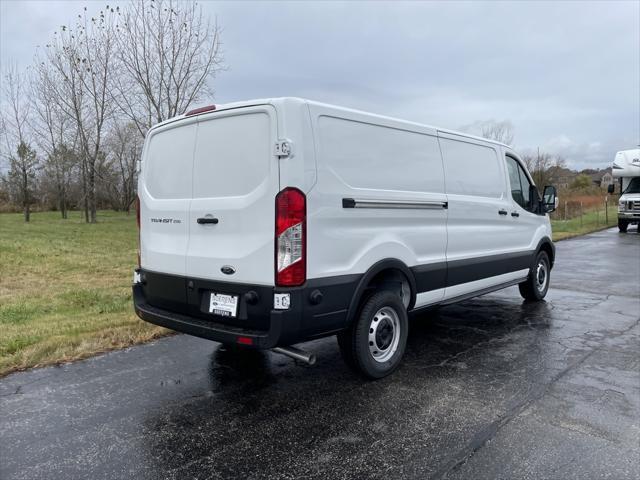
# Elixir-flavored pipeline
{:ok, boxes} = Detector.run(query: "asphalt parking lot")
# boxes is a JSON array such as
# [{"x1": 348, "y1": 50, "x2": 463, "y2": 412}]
[{"x1": 1, "y1": 228, "x2": 639, "y2": 480}]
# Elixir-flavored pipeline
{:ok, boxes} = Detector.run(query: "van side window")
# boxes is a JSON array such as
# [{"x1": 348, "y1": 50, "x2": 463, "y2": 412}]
[{"x1": 506, "y1": 155, "x2": 532, "y2": 210}]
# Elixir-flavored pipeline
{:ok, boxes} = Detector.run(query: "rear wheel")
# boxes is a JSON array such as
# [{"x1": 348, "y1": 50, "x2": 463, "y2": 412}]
[
  {"x1": 618, "y1": 219, "x2": 628, "y2": 233},
  {"x1": 337, "y1": 290, "x2": 408, "y2": 379},
  {"x1": 518, "y1": 250, "x2": 551, "y2": 301}
]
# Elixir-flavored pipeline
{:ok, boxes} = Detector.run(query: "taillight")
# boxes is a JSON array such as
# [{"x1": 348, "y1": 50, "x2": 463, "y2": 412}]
[
  {"x1": 275, "y1": 187, "x2": 306, "y2": 286},
  {"x1": 136, "y1": 196, "x2": 141, "y2": 268}
]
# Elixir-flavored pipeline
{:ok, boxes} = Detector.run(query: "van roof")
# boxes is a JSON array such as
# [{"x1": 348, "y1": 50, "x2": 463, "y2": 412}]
[{"x1": 149, "y1": 97, "x2": 512, "y2": 149}]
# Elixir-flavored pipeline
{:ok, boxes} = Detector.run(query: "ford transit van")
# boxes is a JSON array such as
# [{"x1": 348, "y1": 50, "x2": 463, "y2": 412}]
[{"x1": 133, "y1": 98, "x2": 557, "y2": 378}]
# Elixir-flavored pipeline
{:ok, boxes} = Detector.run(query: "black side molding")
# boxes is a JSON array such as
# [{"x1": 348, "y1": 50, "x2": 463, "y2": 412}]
[{"x1": 342, "y1": 198, "x2": 448, "y2": 210}]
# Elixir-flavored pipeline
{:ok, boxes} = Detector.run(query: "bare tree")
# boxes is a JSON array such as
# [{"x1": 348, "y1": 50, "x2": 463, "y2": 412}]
[
  {"x1": 545, "y1": 154, "x2": 567, "y2": 187},
  {"x1": 459, "y1": 119, "x2": 515, "y2": 146},
  {"x1": 44, "y1": 144, "x2": 78, "y2": 218},
  {"x1": 0, "y1": 2, "x2": 224, "y2": 216},
  {"x1": 38, "y1": 7, "x2": 118, "y2": 223},
  {"x1": 103, "y1": 122, "x2": 142, "y2": 213},
  {"x1": 114, "y1": 0, "x2": 224, "y2": 136},
  {"x1": 480, "y1": 120, "x2": 514, "y2": 146},
  {"x1": 31, "y1": 65, "x2": 79, "y2": 218},
  {"x1": 522, "y1": 150, "x2": 566, "y2": 187},
  {"x1": 0, "y1": 66, "x2": 39, "y2": 221}
]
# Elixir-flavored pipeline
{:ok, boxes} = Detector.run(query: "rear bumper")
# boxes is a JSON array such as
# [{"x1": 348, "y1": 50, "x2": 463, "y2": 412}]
[
  {"x1": 132, "y1": 269, "x2": 360, "y2": 348},
  {"x1": 133, "y1": 283, "x2": 286, "y2": 348}
]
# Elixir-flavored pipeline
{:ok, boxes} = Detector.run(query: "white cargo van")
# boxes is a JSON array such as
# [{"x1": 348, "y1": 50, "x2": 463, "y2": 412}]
[
  {"x1": 609, "y1": 148, "x2": 640, "y2": 233},
  {"x1": 133, "y1": 98, "x2": 557, "y2": 378}
]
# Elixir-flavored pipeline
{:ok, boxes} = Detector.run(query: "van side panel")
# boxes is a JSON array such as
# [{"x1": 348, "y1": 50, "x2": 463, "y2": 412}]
[
  {"x1": 439, "y1": 134, "x2": 515, "y2": 259},
  {"x1": 438, "y1": 133, "x2": 532, "y2": 299},
  {"x1": 307, "y1": 106, "x2": 448, "y2": 307},
  {"x1": 275, "y1": 99, "x2": 317, "y2": 193}
]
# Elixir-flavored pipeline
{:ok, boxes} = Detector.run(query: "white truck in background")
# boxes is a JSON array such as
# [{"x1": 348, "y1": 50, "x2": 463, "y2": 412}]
[{"x1": 609, "y1": 148, "x2": 640, "y2": 233}]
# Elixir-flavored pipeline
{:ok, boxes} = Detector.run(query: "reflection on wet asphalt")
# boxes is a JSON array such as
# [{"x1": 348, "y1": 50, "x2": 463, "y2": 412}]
[{"x1": 1, "y1": 228, "x2": 639, "y2": 479}]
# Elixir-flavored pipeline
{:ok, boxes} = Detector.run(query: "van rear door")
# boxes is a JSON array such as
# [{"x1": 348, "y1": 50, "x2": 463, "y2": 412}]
[
  {"x1": 140, "y1": 117, "x2": 197, "y2": 276},
  {"x1": 185, "y1": 106, "x2": 280, "y2": 285}
]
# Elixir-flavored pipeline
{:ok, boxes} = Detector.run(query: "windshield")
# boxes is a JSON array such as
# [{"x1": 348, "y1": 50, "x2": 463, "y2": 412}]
[{"x1": 622, "y1": 177, "x2": 640, "y2": 195}]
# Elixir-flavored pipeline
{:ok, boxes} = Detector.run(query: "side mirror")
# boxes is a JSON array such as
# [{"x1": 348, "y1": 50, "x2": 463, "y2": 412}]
[
  {"x1": 607, "y1": 184, "x2": 615, "y2": 194},
  {"x1": 542, "y1": 185, "x2": 557, "y2": 213}
]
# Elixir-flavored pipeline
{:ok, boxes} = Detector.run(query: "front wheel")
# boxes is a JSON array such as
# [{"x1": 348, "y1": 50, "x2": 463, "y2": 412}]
[
  {"x1": 618, "y1": 219, "x2": 628, "y2": 233},
  {"x1": 518, "y1": 250, "x2": 551, "y2": 301},
  {"x1": 337, "y1": 290, "x2": 408, "y2": 379}
]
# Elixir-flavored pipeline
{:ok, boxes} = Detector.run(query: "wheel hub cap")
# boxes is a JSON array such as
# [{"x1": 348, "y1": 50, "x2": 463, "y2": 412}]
[
  {"x1": 536, "y1": 261, "x2": 548, "y2": 292},
  {"x1": 368, "y1": 307, "x2": 401, "y2": 363}
]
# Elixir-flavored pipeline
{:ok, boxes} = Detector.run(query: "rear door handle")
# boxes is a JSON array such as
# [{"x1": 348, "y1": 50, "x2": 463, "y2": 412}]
[
  {"x1": 498, "y1": 209, "x2": 508, "y2": 216},
  {"x1": 197, "y1": 217, "x2": 219, "y2": 224},
  {"x1": 511, "y1": 212, "x2": 520, "y2": 218}
]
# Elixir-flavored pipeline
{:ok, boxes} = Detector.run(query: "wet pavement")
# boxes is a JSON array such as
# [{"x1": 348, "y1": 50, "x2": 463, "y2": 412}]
[{"x1": 1, "y1": 228, "x2": 639, "y2": 480}]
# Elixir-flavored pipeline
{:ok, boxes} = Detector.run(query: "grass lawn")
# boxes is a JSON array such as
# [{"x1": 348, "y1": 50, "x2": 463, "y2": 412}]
[
  {"x1": 0, "y1": 210, "x2": 167, "y2": 377},
  {"x1": 0, "y1": 204, "x2": 622, "y2": 377},
  {"x1": 551, "y1": 205, "x2": 618, "y2": 240}
]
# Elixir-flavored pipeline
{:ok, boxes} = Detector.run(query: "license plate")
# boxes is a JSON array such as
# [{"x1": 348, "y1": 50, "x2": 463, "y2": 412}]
[{"x1": 208, "y1": 292, "x2": 238, "y2": 317}]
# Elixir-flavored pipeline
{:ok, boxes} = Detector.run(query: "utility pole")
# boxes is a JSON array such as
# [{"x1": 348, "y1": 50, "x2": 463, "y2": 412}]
[{"x1": 537, "y1": 147, "x2": 541, "y2": 186}]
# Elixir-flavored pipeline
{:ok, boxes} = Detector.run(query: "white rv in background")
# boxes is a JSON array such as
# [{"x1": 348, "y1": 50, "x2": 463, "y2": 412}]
[{"x1": 610, "y1": 148, "x2": 640, "y2": 233}]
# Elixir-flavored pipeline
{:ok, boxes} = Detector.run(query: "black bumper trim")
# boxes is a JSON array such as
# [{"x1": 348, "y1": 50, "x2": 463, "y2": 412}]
[{"x1": 133, "y1": 283, "x2": 283, "y2": 348}]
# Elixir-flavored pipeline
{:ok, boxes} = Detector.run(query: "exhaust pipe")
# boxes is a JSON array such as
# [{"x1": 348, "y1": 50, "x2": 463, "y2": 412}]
[{"x1": 272, "y1": 346, "x2": 316, "y2": 365}]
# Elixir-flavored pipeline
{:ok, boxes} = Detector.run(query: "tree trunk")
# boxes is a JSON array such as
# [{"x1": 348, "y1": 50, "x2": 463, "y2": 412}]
[
  {"x1": 59, "y1": 186, "x2": 68, "y2": 219},
  {"x1": 61, "y1": 186, "x2": 68, "y2": 220},
  {"x1": 22, "y1": 170, "x2": 30, "y2": 223},
  {"x1": 81, "y1": 160, "x2": 89, "y2": 223},
  {"x1": 88, "y1": 166, "x2": 97, "y2": 223}
]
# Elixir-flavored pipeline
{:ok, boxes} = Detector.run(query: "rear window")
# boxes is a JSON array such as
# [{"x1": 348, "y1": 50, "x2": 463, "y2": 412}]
[
  {"x1": 193, "y1": 112, "x2": 271, "y2": 198},
  {"x1": 144, "y1": 122, "x2": 196, "y2": 199},
  {"x1": 144, "y1": 112, "x2": 271, "y2": 200}
]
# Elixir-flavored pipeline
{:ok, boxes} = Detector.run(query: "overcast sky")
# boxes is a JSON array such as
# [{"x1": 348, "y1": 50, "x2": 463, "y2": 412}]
[{"x1": 1, "y1": 0, "x2": 638, "y2": 169}]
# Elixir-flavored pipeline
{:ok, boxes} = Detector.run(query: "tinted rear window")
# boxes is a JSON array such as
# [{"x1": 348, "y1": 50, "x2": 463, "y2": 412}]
[
  {"x1": 144, "y1": 122, "x2": 196, "y2": 199},
  {"x1": 193, "y1": 112, "x2": 271, "y2": 198},
  {"x1": 143, "y1": 112, "x2": 271, "y2": 200}
]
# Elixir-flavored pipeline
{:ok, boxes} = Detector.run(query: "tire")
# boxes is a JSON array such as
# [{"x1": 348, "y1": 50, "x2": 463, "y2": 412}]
[
  {"x1": 618, "y1": 220, "x2": 628, "y2": 233},
  {"x1": 518, "y1": 250, "x2": 551, "y2": 301},
  {"x1": 337, "y1": 290, "x2": 408, "y2": 379}
]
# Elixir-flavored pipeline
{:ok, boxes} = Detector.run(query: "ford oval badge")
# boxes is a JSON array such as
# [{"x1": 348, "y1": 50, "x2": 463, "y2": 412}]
[{"x1": 221, "y1": 265, "x2": 236, "y2": 275}]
